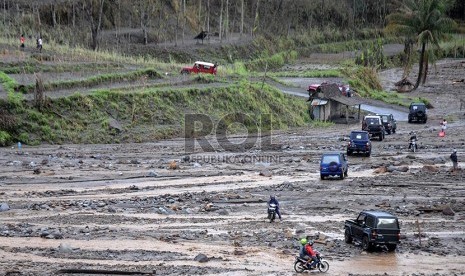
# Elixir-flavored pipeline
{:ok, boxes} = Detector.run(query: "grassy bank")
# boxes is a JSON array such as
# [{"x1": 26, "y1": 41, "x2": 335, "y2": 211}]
[{"x1": 0, "y1": 80, "x2": 309, "y2": 145}]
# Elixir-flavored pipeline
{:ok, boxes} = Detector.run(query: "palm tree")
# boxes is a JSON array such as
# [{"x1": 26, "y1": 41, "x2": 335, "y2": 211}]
[{"x1": 386, "y1": 0, "x2": 456, "y2": 89}]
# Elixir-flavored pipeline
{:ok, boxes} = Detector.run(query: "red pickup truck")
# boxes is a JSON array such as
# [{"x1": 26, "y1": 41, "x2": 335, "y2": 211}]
[{"x1": 181, "y1": 61, "x2": 217, "y2": 75}]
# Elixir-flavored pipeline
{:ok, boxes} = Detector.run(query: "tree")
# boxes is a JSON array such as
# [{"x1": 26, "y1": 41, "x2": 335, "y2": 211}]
[
  {"x1": 84, "y1": 0, "x2": 106, "y2": 51},
  {"x1": 386, "y1": 0, "x2": 456, "y2": 89}
]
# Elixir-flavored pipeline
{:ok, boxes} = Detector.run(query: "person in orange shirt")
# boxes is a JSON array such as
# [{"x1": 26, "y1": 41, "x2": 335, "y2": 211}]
[{"x1": 20, "y1": 34, "x2": 25, "y2": 48}]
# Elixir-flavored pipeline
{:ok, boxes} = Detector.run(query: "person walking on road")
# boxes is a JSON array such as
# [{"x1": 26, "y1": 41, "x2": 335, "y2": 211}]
[{"x1": 450, "y1": 149, "x2": 458, "y2": 171}]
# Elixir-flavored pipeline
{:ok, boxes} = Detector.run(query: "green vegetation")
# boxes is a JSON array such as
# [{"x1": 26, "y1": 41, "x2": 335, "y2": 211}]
[
  {"x1": 20, "y1": 68, "x2": 161, "y2": 93},
  {"x1": 2, "y1": 81, "x2": 309, "y2": 145},
  {"x1": 386, "y1": 0, "x2": 457, "y2": 89},
  {"x1": 269, "y1": 69, "x2": 341, "y2": 78}
]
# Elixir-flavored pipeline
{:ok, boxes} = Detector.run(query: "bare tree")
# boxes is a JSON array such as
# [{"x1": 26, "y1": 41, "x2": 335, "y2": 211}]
[
  {"x1": 253, "y1": 0, "x2": 260, "y2": 36},
  {"x1": 219, "y1": 0, "x2": 223, "y2": 42},
  {"x1": 134, "y1": 0, "x2": 153, "y2": 45},
  {"x1": 84, "y1": 0, "x2": 105, "y2": 51},
  {"x1": 240, "y1": 0, "x2": 244, "y2": 37}
]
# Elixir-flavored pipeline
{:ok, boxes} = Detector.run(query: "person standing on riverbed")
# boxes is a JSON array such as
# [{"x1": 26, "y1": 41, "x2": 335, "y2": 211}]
[
  {"x1": 450, "y1": 149, "x2": 458, "y2": 171},
  {"x1": 441, "y1": 118, "x2": 447, "y2": 135}
]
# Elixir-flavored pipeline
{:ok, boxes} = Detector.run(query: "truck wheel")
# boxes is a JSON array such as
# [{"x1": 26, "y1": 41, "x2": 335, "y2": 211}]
[
  {"x1": 344, "y1": 168, "x2": 348, "y2": 177},
  {"x1": 362, "y1": 236, "x2": 372, "y2": 251},
  {"x1": 379, "y1": 134, "x2": 383, "y2": 141},
  {"x1": 344, "y1": 229, "x2": 352, "y2": 244},
  {"x1": 339, "y1": 173, "x2": 344, "y2": 180},
  {"x1": 393, "y1": 128, "x2": 396, "y2": 134},
  {"x1": 386, "y1": 244, "x2": 397, "y2": 251}
]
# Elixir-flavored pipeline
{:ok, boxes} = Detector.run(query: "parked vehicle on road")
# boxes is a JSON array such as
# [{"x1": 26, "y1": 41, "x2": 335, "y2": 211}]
[
  {"x1": 376, "y1": 113, "x2": 397, "y2": 134},
  {"x1": 320, "y1": 152, "x2": 348, "y2": 180},
  {"x1": 347, "y1": 130, "x2": 371, "y2": 157},
  {"x1": 362, "y1": 115, "x2": 385, "y2": 141},
  {"x1": 408, "y1": 102, "x2": 427, "y2": 123},
  {"x1": 344, "y1": 210, "x2": 401, "y2": 252},
  {"x1": 181, "y1": 61, "x2": 217, "y2": 75}
]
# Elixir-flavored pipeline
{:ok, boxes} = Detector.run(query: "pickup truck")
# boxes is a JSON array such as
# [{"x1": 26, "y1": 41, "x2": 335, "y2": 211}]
[
  {"x1": 344, "y1": 210, "x2": 400, "y2": 251},
  {"x1": 362, "y1": 115, "x2": 385, "y2": 141}
]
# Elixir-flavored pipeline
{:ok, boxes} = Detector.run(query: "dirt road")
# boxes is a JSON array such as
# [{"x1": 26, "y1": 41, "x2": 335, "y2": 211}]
[{"x1": 1, "y1": 60, "x2": 465, "y2": 276}]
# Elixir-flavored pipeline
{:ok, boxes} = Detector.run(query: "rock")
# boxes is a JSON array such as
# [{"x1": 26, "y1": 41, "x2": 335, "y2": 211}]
[
  {"x1": 442, "y1": 205, "x2": 455, "y2": 216},
  {"x1": 397, "y1": 166, "x2": 409, "y2": 172},
  {"x1": 376, "y1": 201, "x2": 391, "y2": 208},
  {"x1": 422, "y1": 165, "x2": 439, "y2": 173},
  {"x1": 217, "y1": 209, "x2": 229, "y2": 215},
  {"x1": 58, "y1": 243, "x2": 74, "y2": 253},
  {"x1": 386, "y1": 165, "x2": 396, "y2": 173},
  {"x1": 108, "y1": 118, "x2": 123, "y2": 133},
  {"x1": 147, "y1": 170, "x2": 158, "y2": 177},
  {"x1": 233, "y1": 249, "x2": 246, "y2": 255},
  {"x1": 282, "y1": 249, "x2": 292, "y2": 255},
  {"x1": 0, "y1": 203, "x2": 10, "y2": 212},
  {"x1": 33, "y1": 168, "x2": 41, "y2": 174},
  {"x1": 168, "y1": 160, "x2": 179, "y2": 170},
  {"x1": 194, "y1": 253, "x2": 209, "y2": 263},
  {"x1": 284, "y1": 228, "x2": 293, "y2": 239},
  {"x1": 373, "y1": 166, "x2": 387, "y2": 174},
  {"x1": 39, "y1": 230, "x2": 50, "y2": 238},
  {"x1": 259, "y1": 169, "x2": 272, "y2": 177}
]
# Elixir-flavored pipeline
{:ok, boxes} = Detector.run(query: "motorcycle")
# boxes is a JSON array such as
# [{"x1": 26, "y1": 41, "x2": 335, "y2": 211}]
[
  {"x1": 267, "y1": 203, "x2": 277, "y2": 223},
  {"x1": 409, "y1": 138, "x2": 417, "y2": 153},
  {"x1": 294, "y1": 252, "x2": 329, "y2": 273}
]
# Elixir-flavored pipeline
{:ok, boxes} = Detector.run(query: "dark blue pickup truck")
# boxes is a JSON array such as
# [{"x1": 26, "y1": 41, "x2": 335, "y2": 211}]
[{"x1": 344, "y1": 210, "x2": 400, "y2": 251}]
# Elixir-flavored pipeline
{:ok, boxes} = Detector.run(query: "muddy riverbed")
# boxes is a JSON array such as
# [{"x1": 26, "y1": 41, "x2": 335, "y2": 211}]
[{"x1": 1, "y1": 60, "x2": 465, "y2": 276}]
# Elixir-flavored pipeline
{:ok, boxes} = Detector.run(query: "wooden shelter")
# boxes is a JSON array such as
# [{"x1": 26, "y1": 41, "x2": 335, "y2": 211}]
[{"x1": 309, "y1": 83, "x2": 364, "y2": 123}]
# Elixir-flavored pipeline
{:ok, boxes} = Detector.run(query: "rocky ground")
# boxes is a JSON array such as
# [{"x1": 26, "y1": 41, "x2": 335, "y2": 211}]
[{"x1": 1, "y1": 59, "x2": 465, "y2": 276}]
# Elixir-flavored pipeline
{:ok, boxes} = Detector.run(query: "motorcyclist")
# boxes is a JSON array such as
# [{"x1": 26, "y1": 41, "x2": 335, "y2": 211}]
[
  {"x1": 408, "y1": 132, "x2": 417, "y2": 150},
  {"x1": 299, "y1": 238, "x2": 318, "y2": 269},
  {"x1": 268, "y1": 195, "x2": 282, "y2": 220}
]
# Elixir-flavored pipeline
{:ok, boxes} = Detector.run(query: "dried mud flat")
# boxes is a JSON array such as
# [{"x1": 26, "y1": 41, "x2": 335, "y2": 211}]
[{"x1": 1, "y1": 60, "x2": 465, "y2": 276}]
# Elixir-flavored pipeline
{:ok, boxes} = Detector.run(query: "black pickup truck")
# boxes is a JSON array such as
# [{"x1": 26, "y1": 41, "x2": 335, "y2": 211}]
[{"x1": 344, "y1": 210, "x2": 400, "y2": 251}]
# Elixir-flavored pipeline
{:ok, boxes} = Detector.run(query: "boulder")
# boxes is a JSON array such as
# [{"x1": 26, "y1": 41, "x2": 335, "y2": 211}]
[
  {"x1": 0, "y1": 203, "x2": 10, "y2": 212},
  {"x1": 373, "y1": 166, "x2": 387, "y2": 174},
  {"x1": 194, "y1": 253, "x2": 209, "y2": 263},
  {"x1": 108, "y1": 118, "x2": 123, "y2": 133},
  {"x1": 259, "y1": 170, "x2": 272, "y2": 177},
  {"x1": 168, "y1": 160, "x2": 179, "y2": 170},
  {"x1": 442, "y1": 205, "x2": 455, "y2": 216},
  {"x1": 422, "y1": 165, "x2": 439, "y2": 173}
]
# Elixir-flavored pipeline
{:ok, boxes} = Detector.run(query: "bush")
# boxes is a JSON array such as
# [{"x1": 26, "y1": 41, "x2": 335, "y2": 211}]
[{"x1": 0, "y1": 131, "x2": 12, "y2": 146}]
